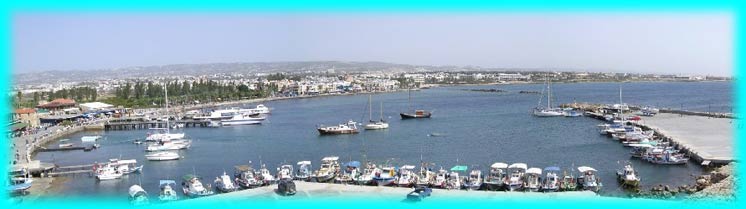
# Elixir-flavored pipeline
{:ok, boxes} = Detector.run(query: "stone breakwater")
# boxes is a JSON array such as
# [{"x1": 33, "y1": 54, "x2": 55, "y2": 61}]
[{"x1": 688, "y1": 163, "x2": 736, "y2": 201}]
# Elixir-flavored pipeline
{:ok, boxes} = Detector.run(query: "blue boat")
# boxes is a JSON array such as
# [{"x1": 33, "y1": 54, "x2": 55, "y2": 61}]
[{"x1": 406, "y1": 186, "x2": 432, "y2": 201}]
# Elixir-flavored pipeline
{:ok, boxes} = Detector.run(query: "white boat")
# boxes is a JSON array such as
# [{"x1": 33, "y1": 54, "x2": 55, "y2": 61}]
[
  {"x1": 239, "y1": 104, "x2": 271, "y2": 115},
  {"x1": 358, "y1": 162, "x2": 377, "y2": 185},
  {"x1": 158, "y1": 180, "x2": 179, "y2": 201},
  {"x1": 313, "y1": 156, "x2": 340, "y2": 182},
  {"x1": 207, "y1": 120, "x2": 222, "y2": 128},
  {"x1": 578, "y1": 166, "x2": 602, "y2": 192},
  {"x1": 542, "y1": 167, "x2": 561, "y2": 192},
  {"x1": 507, "y1": 163, "x2": 527, "y2": 191},
  {"x1": 616, "y1": 163, "x2": 640, "y2": 188},
  {"x1": 95, "y1": 164, "x2": 123, "y2": 181},
  {"x1": 484, "y1": 162, "x2": 507, "y2": 191},
  {"x1": 193, "y1": 108, "x2": 239, "y2": 120},
  {"x1": 364, "y1": 95, "x2": 389, "y2": 130},
  {"x1": 146, "y1": 140, "x2": 191, "y2": 152},
  {"x1": 59, "y1": 143, "x2": 74, "y2": 148},
  {"x1": 464, "y1": 169, "x2": 483, "y2": 190},
  {"x1": 146, "y1": 86, "x2": 185, "y2": 142},
  {"x1": 295, "y1": 161, "x2": 312, "y2": 181},
  {"x1": 336, "y1": 161, "x2": 361, "y2": 184},
  {"x1": 525, "y1": 167, "x2": 543, "y2": 192},
  {"x1": 182, "y1": 174, "x2": 214, "y2": 198},
  {"x1": 8, "y1": 172, "x2": 33, "y2": 195},
  {"x1": 128, "y1": 185, "x2": 149, "y2": 205},
  {"x1": 145, "y1": 151, "x2": 181, "y2": 161},
  {"x1": 220, "y1": 114, "x2": 264, "y2": 126},
  {"x1": 214, "y1": 171, "x2": 237, "y2": 193},
  {"x1": 278, "y1": 165, "x2": 294, "y2": 181},
  {"x1": 414, "y1": 163, "x2": 435, "y2": 187},
  {"x1": 234, "y1": 165, "x2": 262, "y2": 189},
  {"x1": 373, "y1": 166, "x2": 396, "y2": 186},
  {"x1": 81, "y1": 136, "x2": 101, "y2": 142},
  {"x1": 317, "y1": 121, "x2": 359, "y2": 135},
  {"x1": 395, "y1": 165, "x2": 416, "y2": 187},
  {"x1": 433, "y1": 168, "x2": 448, "y2": 188},
  {"x1": 106, "y1": 159, "x2": 142, "y2": 174},
  {"x1": 533, "y1": 78, "x2": 564, "y2": 117},
  {"x1": 445, "y1": 171, "x2": 462, "y2": 190},
  {"x1": 258, "y1": 164, "x2": 276, "y2": 185}
]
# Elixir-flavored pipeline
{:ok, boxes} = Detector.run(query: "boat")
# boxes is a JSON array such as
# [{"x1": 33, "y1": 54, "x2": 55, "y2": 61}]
[
  {"x1": 336, "y1": 161, "x2": 361, "y2": 184},
  {"x1": 158, "y1": 180, "x2": 179, "y2": 201},
  {"x1": 146, "y1": 86, "x2": 185, "y2": 142},
  {"x1": 207, "y1": 120, "x2": 222, "y2": 128},
  {"x1": 484, "y1": 162, "x2": 508, "y2": 191},
  {"x1": 313, "y1": 156, "x2": 340, "y2": 183},
  {"x1": 463, "y1": 169, "x2": 483, "y2": 190},
  {"x1": 59, "y1": 138, "x2": 70, "y2": 142},
  {"x1": 446, "y1": 165, "x2": 466, "y2": 190},
  {"x1": 239, "y1": 104, "x2": 271, "y2": 115},
  {"x1": 8, "y1": 172, "x2": 33, "y2": 195},
  {"x1": 395, "y1": 165, "x2": 416, "y2": 187},
  {"x1": 276, "y1": 179, "x2": 296, "y2": 196},
  {"x1": 234, "y1": 165, "x2": 262, "y2": 189},
  {"x1": 258, "y1": 164, "x2": 276, "y2": 185},
  {"x1": 220, "y1": 114, "x2": 265, "y2": 126},
  {"x1": 317, "y1": 121, "x2": 359, "y2": 135},
  {"x1": 364, "y1": 95, "x2": 389, "y2": 130},
  {"x1": 533, "y1": 78, "x2": 564, "y2": 117},
  {"x1": 133, "y1": 140, "x2": 143, "y2": 145},
  {"x1": 277, "y1": 164, "x2": 294, "y2": 181},
  {"x1": 193, "y1": 108, "x2": 239, "y2": 120},
  {"x1": 81, "y1": 136, "x2": 101, "y2": 142},
  {"x1": 295, "y1": 161, "x2": 312, "y2": 181},
  {"x1": 128, "y1": 185, "x2": 149, "y2": 205},
  {"x1": 525, "y1": 167, "x2": 543, "y2": 192},
  {"x1": 507, "y1": 163, "x2": 527, "y2": 191},
  {"x1": 563, "y1": 108, "x2": 583, "y2": 117},
  {"x1": 95, "y1": 164, "x2": 123, "y2": 181},
  {"x1": 373, "y1": 166, "x2": 397, "y2": 186},
  {"x1": 181, "y1": 174, "x2": 214, "y2": 198},
  {"x1": 644, "y1": 148, "x2": 689, "y2": 165},
  {"x1": 145, "y1": 151, "x2": 181, "y2": 161},
  {"x1": 214, "y1": 171, "x2": 238, "y2": 193},
  {"x1": 577, "y1": 166, "x2": 602, "y2": 192},
  {"x1": 542, "y1": 167, "x2": 561, "y2": 192},
  {"x1": 406, "y1": 186, "x2": 432, "y2": 201},
  {"x1": 58, "y1": 143, "x2": 74, "y2": 148},
  {"x1": 432, "y1": 168, "x2": 448, "y2": 188},
  {"x1": 145, "y1": 139, "x2": 192, "y2": 152},
  {"x1": 414, "y1": 163, "x2": 435, "y2": 187},
  {"x1": 616, "y1": 163, "x2": 641, "y2": 188},
  {"x1": 400, "y1": 88, "x2": 432, "y2": 119},
  {"x1": 107, "y1": 159, "x2": 142, "y2": 174},
  {"x1": 560, "y1": 169, "x2": 578, "y2": 191}
]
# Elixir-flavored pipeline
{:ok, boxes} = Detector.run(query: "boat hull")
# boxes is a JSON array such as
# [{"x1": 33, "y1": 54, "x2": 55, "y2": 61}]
[
  {"x1": 317, "y1": 129, "x2": 359, "y2": 135},
  {"x1": 400, "y1": 112, "x2": 431, "y2": 119}
]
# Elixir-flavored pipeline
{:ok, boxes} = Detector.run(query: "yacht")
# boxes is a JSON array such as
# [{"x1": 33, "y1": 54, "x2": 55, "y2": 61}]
[
  {"x1": 239, "y1": 104, "x2": 271, "y2": 115},
  {"x1": 400, "y1": 88, "x2": 432, "y2": 119},
  {"x1": 364, "y1": 96, "x2": 389, "y2": 130},
  {"x1": 193, "y1": 108, "x2": 239, "y2": 120},
  {"x1": 484, "y1": 162, "x2": 508, "y2": 191},
  {"x1": 145, "y1": 151, "x2": 181, "y2": 161},
  {"x1": 221, "y1": 114, "x2": 265, "y2": 126},
  {"x1": 317, "y1": 121, "x2": 359, "y2": 135}
]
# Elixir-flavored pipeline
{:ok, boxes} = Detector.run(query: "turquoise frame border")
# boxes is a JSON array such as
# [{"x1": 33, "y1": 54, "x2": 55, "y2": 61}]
[{"x1": 0, "y1": 0, "x2": 741, "y2": 208}]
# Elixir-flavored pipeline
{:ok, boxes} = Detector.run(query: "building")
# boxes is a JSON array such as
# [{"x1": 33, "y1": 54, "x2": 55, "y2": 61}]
[
  {"x1": 37, "y1": 98, "x2": 77, "y2": 113},
  {"x1": 497, "y1": 73, "x2": 530, "y2": 81},
  {"x1": 79, "y1": 102, "x2": 114, "y2": 112},
  {"x1": 13, "y1": 108, "x2": 40, "y2": 128}
]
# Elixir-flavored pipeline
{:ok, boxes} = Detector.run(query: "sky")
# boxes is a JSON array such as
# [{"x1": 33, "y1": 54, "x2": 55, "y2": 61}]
[{"x1": 13, "y1": 13, "x2": 733, "y2": 76}]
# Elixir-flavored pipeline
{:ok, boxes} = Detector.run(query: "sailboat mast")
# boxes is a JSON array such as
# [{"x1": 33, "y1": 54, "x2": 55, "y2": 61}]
[
  {"x1": 547, "y1": 77, "x2": 551, "y2": 109},
  {"x1": 368, "y1": 95, "x2": 372, "y2": 121},
  {"x1": 380, "y1": 102, "x2": 384, "y2": 120},
  {"x1": 408, "y1": 87, "x2": 412, "y2": 112},
  {"x1": 164, "y1": 84, "x2": 170, "y2": 134}
]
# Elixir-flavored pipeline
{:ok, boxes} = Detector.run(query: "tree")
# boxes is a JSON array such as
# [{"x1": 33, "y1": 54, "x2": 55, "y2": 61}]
[{"x1": 32, "y1": 92, "x2": 39, "y2": 105}]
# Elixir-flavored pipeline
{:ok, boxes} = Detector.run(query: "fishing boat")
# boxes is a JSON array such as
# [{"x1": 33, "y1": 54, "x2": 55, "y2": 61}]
[
  {"x1": 364, "y1": 96, "x2": 389, "y2": 130},
  {"x1": 128, "y1": 185, "x2": 149, "y2": 205},
  {"x1": 525, "y1": 167, "x2": 543, "y2": 192},
  {"x1": 446, "y1": 165, "x2": 466, "y2": 190},
  {"x1": 145, "y1": 139, "x2": 192, "y2": 152},
  {"x1": 336, "y1": 161, "x2": 361, "y2": 184},
  {"x1": 58, "y1": 143, "x2": 74, "y2": 148},
  {"x1": 313, "y1": 156, "x2": 340, "y2": 183},
  {"x1": 59, "y1": 138, "x2": 70, "y2": 142},
  {"x1": 507, "y1": 163, "x2": 527, "y2": 191},
  {"x1": 373, "y1": 166, "x2": 397, "y2": 186},
  {"x1": 644, "y1": 148, "x2": 689, "y2": 165},
  {"x1": 145, "y1": 151, "x2": 181, "y2": 161},
  {"x1": 258, "y1": 164, "x2": 276, "y2": 185},
  {"x1": 214, "y1": 171, "x2": 238, "y2": 193},
  {"x1": 234, "y1": 165, "x2": 262, "y2": 189},
  {"x1": 400, "y1": 88, "x2": 432, "y2": 119},
  {"x1": 8, "y1": 173, "x2": 33, "y2": 195},
  {"x1": 560, "y1": 169, "x2": 578, "y2": 191},
  {"x1": 433, "y1": 168, "x2": 448, "y2": 188},
  {"x1": 158, "y1": 180, "x2": 179, "y2": 201},
  {"x1": 181, "y1": 174, "x2": 214, "y2": 198},
  {"x1": 542, "y1": 167, "x2": 561, "y2": 192},
  {"x1": 414, "y1": 163, "x2": 435, "y2": 187},
  {"x1": 577, "y1": 166, "x2": 602, "y2": 192},
  {"x1": 533, "y1": 78, "x2": 564, "y2": 117},
  {"x1": 483, "y1": 163, "x2": 507, "y2": 191},
  {"x1": 357, "y1": 162, "x2": 376, "y2": 185},
  {"x1": 317, "y1": 121, "x2": 359, "y2": 135},
  {"x1": 220, "y1": 114, "x2": 265, "y2": 126},
  {"x1": 563, "y1": 108, "x2": 583, "y2": 117},
  {"x1": 107, "y1": 159, "x2": 143, "y2": 174},
  {"x1": 616, "y1": 163, "x2": 641, "y2": 188},
  {"x1": 95, "y1": 164, "x2": 123, "y2": 181},
  {"x1": 239, "y1": 104, "x2": 271, "y2": 115},
  {"x1": 277, "y1": 179, "x2": 297, "y2": 196},
  {"x1": 277, "y1": 164, "x2": 294, "y2": 181},
  {"x1": 464, "y1": 169, "x2": 483, "y2": 190},
  {"x1": 295, "y1": 161, "x2": 312, "y2": 181},
  {"x1": 395, "y1": 165, "x2": 416, "y2": 187}
]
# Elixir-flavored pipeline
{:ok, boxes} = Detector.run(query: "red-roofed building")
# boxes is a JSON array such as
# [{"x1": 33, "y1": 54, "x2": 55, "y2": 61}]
[
  {"x1": 13, "y1": 108, "x2": 39, "y2": 127},
  {"x1": 37, "y1": 98, "x2": 77, "y2": 111}
]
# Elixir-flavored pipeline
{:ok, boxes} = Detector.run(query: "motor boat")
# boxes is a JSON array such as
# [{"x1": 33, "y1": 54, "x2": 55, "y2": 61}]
[
  {"x1": 239, "y1": 104, "x2": 271, "y2": 115},
  {"x1": 181, "y1": 174, "x2": 214, "y2": 198},
  {"x1": 414, "y1": 164, "x2": 435, "y2": 188},
  {"x1": 146, "y1": 140, "x2": 191, "y2": 152},
  {"x1": 128, "y1": 185, "x2": 149, "y2": 205},
  {"x1": 432, "y1": 168, "x2": 448, "y2": 189},
  {"x1": 507, "y1": 163, "x2": 527, "y2": 191},
  {"x1": 234, "y1": 165, "x2": 262, "y2": 189},
  {"x1": 484, "y1": 162, "x2": 507, "y2": 191},
  {"x1": 295, "y1": 161, "x2": 312, "y2": 181},
  {"x1": 616, "y1": 163, "x2": 641, "y2": 188},
  {"x1": 145, "y1": 151, "x2": 181, "y2": 161},
  {"x1": 220, "y1": 114, "x2": 265, "y2": 126},
  {"x1": 158, "y1": 180, "x2": 179, "y2": 201},
  {"x1": 525, "y1": 167, "x2": 542, "y2": 192},
  {"x1": 336, "y1": 161, "x2": 361, "y2": 184},
  {"x1": 577, "y1": 166, "x2": 602, "y2": 192},
  {"x1": 317, "y1": 121, "x2": 359, "y2": 135},
  {"x1": 395, "y1": 165, "x2": 416, "y2": 187},
  {"x1": 373, "y1": 166, "x2": 397, "y2": 186},
  {"x1": 277, "y1": 164, "x2": 294, "y2": 181},
  {"x1": 145, "y1": 129, "x2": 185, "y2": 142},
  {"x1": 107, "y1": 159, "x2": 143, "y2": 174},
  {"x1": 94, "y1": 163, "x2": 123, "y2": 181},
  {"x1": 560, "y1": 169, "x2": 578, "y2": 191},
  {"x1": 313, "y1": 156, "x2": 340, "y2": 183},
  {"x1": 277, "y1": 179, "x2": 296, "y2": 196},
  {"x1": 542, "y1": 167, "x2": 561, "y2": 192},
  {"x1": 214, "y1": 171, "x2": 238, "y2": 193},
  {"x1": 258, "y1": 164, "x2": 276, "y2": 185},
  {"x1": 463, "y1": 169, "x2": 483, "y2": 190}
]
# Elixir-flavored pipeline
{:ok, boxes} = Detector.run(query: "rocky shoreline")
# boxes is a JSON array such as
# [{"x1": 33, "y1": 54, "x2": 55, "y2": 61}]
[{"x1": 687, "y1": 163, "x2": 736, "y2": 201}]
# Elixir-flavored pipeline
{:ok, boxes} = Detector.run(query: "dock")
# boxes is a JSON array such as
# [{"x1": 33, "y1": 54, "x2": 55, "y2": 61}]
[{"x1": 104, "y1": 119, "x2": 210, "y2": 130}]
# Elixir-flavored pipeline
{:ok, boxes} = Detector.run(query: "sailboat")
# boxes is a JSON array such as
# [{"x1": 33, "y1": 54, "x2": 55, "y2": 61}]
[
  {"x1": 533, "y1": 76, "x2": 564, "y2": 117},
  {"x1": 400, "y1": 87, "x2": 432, "y2": 119},
  {"x1": 364, "y1": 95, "x2": 389, "y2": 130},
  {"x1": 146, "y1": 85, "x2": 185, "y2": 142}
]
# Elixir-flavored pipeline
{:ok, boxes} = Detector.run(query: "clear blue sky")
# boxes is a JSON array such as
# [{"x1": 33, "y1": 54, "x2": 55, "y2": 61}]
[{"x1": 13, "y1": 13, "x2": 733, "y2": 76}]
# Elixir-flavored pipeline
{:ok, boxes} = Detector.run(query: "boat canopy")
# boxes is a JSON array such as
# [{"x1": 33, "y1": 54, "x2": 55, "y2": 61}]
[
  {"x1": 297, "y1": 161, "x2": 312, "y2": 165},
  {"x1": 400, "y1": 165, "x2": 416, "y2": 170},
  {"x1": 526, "y1": 168, "x2": 543, "y2": 175},
  {"x1": 490, "y1": 162, "x2": 508, "y2": 169},
  {"x1": 577, "y1": 166, "x2": 597, "y2": 173},
  {"x1": 508, "y1": 163, "x2": 528, "y2": 170},
  {"x1": 344, "y1": 161, "x2": 361, "y2": 168},
  {"x1": 112, "y1": 159, "x2": 137, "y2": 165},
  {"x1": 128, "y1": 185, "x2": 147, "y2": 197},
  {"x1": 234, "y1": 165, "x2": 254, "y2": 172},
  {"x1": 182, "y1": 174, "x2": 200, "y2": 181},
  {"x1": 450, "y1": 165, "x2": 468, "y2": 172},
  {"x1": 159, "y1": 180, "x2": 176, "y2": 187},
  {"x1": 544, "y1": 166, "x2": 561, "y2": 172},
  {"x1": 322, "y1": 156, "x2": 339, "y2": 161}
]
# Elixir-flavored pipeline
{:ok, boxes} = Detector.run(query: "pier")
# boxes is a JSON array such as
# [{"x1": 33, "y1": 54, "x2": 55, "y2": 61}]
[
  {"x1": 47, "y1": 164, "x2": 95, "y2": 177},
  {"x1": 104, "y1": 119, "x2": 210, "y2": 130}
]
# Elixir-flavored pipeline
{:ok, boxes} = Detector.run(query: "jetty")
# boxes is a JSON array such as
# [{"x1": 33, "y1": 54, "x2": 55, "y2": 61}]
[{"x1": 104, "y1": 119, "x2": 210, "y2": 130}]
